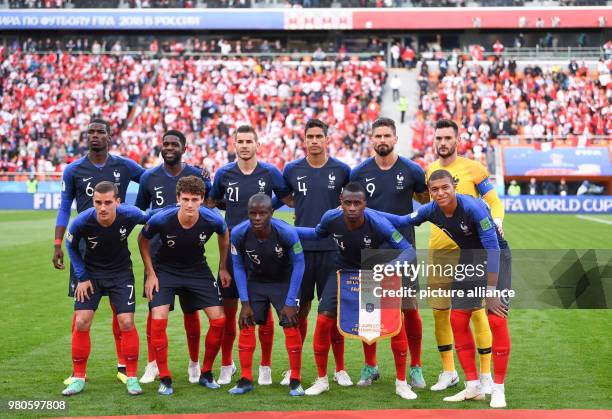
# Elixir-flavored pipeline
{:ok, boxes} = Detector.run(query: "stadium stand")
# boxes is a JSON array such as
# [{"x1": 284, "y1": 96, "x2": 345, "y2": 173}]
[
  {"x1": 412, "y1": 55, "x2": 612, "y2": 168},
  {"x1": 0, "y1": 52, "x2": 386, "y2": 175}
]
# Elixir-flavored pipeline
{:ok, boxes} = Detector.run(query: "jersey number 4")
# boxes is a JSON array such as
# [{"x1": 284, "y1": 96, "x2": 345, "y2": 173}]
[{"x1": 298, "y1": 181, "x2": 307, "y2": 196}]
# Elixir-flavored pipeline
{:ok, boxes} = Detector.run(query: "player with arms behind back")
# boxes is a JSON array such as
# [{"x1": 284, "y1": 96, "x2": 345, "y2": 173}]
[
  {"x1": 53, "y1": 119, "x2": 144, "y2": 386},
  {"x1": 135, "y1": 130, "x2": 212, "y2": 385}
]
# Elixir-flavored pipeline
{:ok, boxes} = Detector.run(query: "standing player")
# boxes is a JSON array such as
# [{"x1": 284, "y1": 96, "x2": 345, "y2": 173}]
[
  {"x1": 377, "y1": 169, "x2": 511, "y2": 408},
  {"x1": 139, "y1": 176, "x2": 230, "y2": 396},
  {"x1": 228, "y1": 194, "x2": 305, "y2": 396},
  {"x1": 425, "y1": 119, "x2": 504, "y2": 394},
  {"x1": 52, "y1": 119, "x2": 144, "y2": 385},
  {"x1": 135, "y1": 130, "x2": 212, "y2": 385},
  {"x1": 278, "y1": 119, "x2": 352, "y2": 386},
  {"x1": 208, "y1": 125, "x2": 292, "y2": 385},
  {"x1": 350, "y1": 117, "x2": 428, "y2": 389},
  {"x1": 62, "y1": 182, "x2": 148, "y2": 396},
  {"x1": 296, "y1": 182, "x2": 418, "y2": 400}
]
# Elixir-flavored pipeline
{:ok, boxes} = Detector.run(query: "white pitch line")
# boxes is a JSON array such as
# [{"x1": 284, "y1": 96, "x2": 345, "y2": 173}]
[{"x1": 576, "y1": 215, "x2": 612, "y2": 225}]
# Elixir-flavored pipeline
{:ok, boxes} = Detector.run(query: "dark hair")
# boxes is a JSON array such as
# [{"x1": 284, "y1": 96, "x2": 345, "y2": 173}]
[
  {"x1": 341, "y1": 181, "x2": 367, "y2": 197},
  {"x1": 176, "y1": 176, "x2": 206, "y2": 198},
  {"x1": 371, "y1": 117, "x2": 396, "y2": 136},
  {"x1": 94, "y1": 181, "x2": 119, "y2": 197},
  {"x1": 163, "y1": 130, "x2": 186, "y2": 146},
  {"x1": 89, "y1": 118, "x2": 111, "y2": 135},
  {"x1": 434, "y1": 119, "x2": 459, "y2": 137},
  {"x1": 305, "y1": 119, "x2": 328, "y2": 136},
  {"x1": 428, "y1": 169, "x2": 455, "y2": 185},
  {"x1": 248, "y1": 193, "x2": 272, "y2": 210},
  {"x1": 234, "y1": 125, "x2": 258, "y2": 142}
]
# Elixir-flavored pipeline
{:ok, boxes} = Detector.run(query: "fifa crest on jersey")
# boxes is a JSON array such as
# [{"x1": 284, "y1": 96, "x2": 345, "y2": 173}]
[
  {"x1": 258, "y1": 179, "x2": 266, "y2": 192},
  {"x1": 363, "y1": 236, "x2": 372, "y2": 248},
  {"x1": 113, "y1": 170, "x2": 121, "y2": 183},
  {"x1": 460, "y1": 221, "x2": 471, "y2": 235},
  {"x1": 396, "y1": 173, "x2": 404, "y2": 190},
  {"x1": 275, "y1": 244, "x2": 284, "y2": 258},
  {"x1": 328, "y1": 172, "x2": 336, "y2": 189},
  {"x1": 199, "y1": 232, "x2": 207, "y2": 245},
  {"x1": 119, "y1": 226, "x2": 127, "y2": 241}
]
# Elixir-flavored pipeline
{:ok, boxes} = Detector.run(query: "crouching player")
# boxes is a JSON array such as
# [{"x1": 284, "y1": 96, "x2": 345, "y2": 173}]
[
  {"x1": 63, "y1": 181, "x2": 150, "y2": 396},
  {"x1": 377, "y1": 169, "x2": 512, "y2": 408},
  {"x1": 229, "y1": 194, "x2": 305, "y2": 396},
  {"x1": 139, "y1": 176, "x2": 231, "y2": 396},
  {"x1": 296, "y1": 182, "x2": 418, "y2": 400}
]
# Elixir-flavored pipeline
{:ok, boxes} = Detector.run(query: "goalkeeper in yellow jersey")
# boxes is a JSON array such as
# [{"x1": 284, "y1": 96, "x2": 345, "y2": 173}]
[{"x1": 425, "y1": 119, "x2": 504, "y2": 395}]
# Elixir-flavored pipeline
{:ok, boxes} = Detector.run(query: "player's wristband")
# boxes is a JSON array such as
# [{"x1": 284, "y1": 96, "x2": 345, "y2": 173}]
[{"x1": 54, "y1": 239, "x2": 62, "y2": 246}]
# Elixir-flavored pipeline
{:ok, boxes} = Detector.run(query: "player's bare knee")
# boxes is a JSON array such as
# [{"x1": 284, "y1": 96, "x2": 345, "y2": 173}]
[
  {"x1": 117, "y1": 313, "x2": 134, "y2": 331},
  {"x1": 151, "y1": 305, "x2": 170, "y2": 319},
  {"x1": 205, "y1": 306, "x2": 225, "y2": 320},
  {"x1": 74, "y1": 311, "x2": 93, "y2": 331}
]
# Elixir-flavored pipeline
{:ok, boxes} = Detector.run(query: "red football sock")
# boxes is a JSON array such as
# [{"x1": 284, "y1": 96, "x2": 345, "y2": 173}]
[
  {"x1": 202, "y1": 317, "x2": 226, "y2": 373},
  {"x1": 330, "y1": 323, "x2": 345, "y2": 372},
  {"x1": 298, "y1": 316, "x2": 308, "y2": 347},
  {"x1": 146, "y1": 311, "x2": 155, "y2": 363},
  {"x1": 391, "y1": 319, "x2": 408, "y2": 381},
  {"x1": 151, "y1": 318, "x2": 170, "y2": 378},
  {"x1": 183, "y1": 311, "x2": 201, "y2": 363},
  {"x1": 238, "y1": 326, "x2": 256, "y2": 382},
  {"x1": 72, "y1": 329, "x2": 90, "y2": 379},
  {"x1": 121, "y1": 327, "x2": 139, "y2": 378},
  {"x1": 488, "y1": 313, "x2": 511, "y2": 384},
  {"x1": 258, "y1": 309, "x2": 275, "y2": 367},
  {"x1": 284, "y1": 326, "x2": 302, "y2": 381},
  {"x1": 362, "y1": 341, "x2": 377, "y2": 367},
  {"x1": 221, "y1": 303, "x2": 237, "y2": 366},
  {"x1": 110, "y1": 304, "x2": 126, "y2": 366},
  {"x1": 403, "y1": 308, "x2": 423, "y2": 367},
  {"x1": 313, "y1": 314, "x2": 334, "y2": 377},
  {"x1": 451, "y1": 310, "x2": 478, "y2": 381}
]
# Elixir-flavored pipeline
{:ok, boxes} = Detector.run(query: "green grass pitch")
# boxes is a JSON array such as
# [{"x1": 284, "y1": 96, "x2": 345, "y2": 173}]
[{"x1": 1, "y1": 211, "x2": 611, "y2": 418}]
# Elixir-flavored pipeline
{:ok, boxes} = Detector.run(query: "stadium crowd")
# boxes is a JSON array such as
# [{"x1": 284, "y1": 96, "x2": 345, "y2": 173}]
[
  {"x1": 0, "y1": 53, "x2": 386, "y2": 175},
  {"x1": 412, "y1": 55, "x2": 612, "y2": 167}
]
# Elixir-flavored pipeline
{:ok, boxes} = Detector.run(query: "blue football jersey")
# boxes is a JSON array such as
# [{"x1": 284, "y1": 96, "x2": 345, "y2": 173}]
[{"x1": 283, "y1": 157, "x2": 351, "y2": 251}]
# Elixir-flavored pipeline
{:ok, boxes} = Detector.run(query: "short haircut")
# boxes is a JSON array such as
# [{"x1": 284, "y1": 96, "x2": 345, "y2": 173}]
[
  {"x1": 371, "y1": 117, "x2": 396, "y2": 136},
  {"x1": 434, "y1": 119, "x2": 459, "y2": 137},
  {"x1": 305, "y1": 119, "x2": 328, "y2": 136},
  {"x1": 428, "y1": 169, "x2": 455, "y2": 185},
  {"x1": 89, "y1": 118, "x2": 111, "y2": 135},
  {"x1": 234, "y1": 125, "x2": 258, "y2": 142},
  {"x1": 248, "y1": 193, "x2": 272, "y2": 210},
  {"x1": 163, "y1": 130, "x2": 186, "y2": 146},
  {"x1": 94, "y1": 181, "x2": 119, "y2": 197},
  {"x1": 341, "y1": 181, "x2": 367, "y2": 198},
  {"x1": 176, "y1": 176, "x2": 206, "y2": 198}
]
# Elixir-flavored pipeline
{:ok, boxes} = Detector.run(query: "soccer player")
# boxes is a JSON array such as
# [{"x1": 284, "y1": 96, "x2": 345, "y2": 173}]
[
  {"x1": 139, "y1": 176, "x2": 230, "y2": 396},
  {"x1": 208, "y1": 125, "x2": 292, "y2": 385},
  {"x1": 296, "y1": 182, "x2": 418, "y2": 400},
  {"x1": 228, "y1": 194, "x2": 305, "y2": 396},
  {"x1": 135, "y1": 130, "x2": 212, "y2": 385},
  {"x1": 425, "y1": 119, "x2": 505, "y2": 394},
  {"x1": 377, "y1": 169, "x2": 511, "y2": 408},
  {"x1": 52, "y1": 119, "x2": 144, "y2": 385},
  {"x1": 278, "y1": 119, "x2": 352, "y2": 387},
  {"x1": 350, "y1": 117, "x2": 428, "y2": 389},
  {"x1": 62, "y1": 182, "x2": 148, "y2": 396}
]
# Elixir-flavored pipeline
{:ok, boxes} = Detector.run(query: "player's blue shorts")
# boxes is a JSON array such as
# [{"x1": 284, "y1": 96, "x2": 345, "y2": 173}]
[
  {"x1": 452, "y1": 248, "x2": 512, "y2": 310},
  {"x1": 300, "y1": 250, "x2": 338, "y2": 303},
  {"x1": 247, "y1": 280, "x2": 297, "y2": 326},
  {"x1": 220, "y1": 247, "x2": 240, "y2": 299},
  {"x1": 317, "y1": 269, "x2": 340, "y2": 315},
  {"x1": 74, "y1": 273, "x2": 136, "y2": 314},
  {"x1": 150, "y1": 266, "x2": 222, "y2": 312}
]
